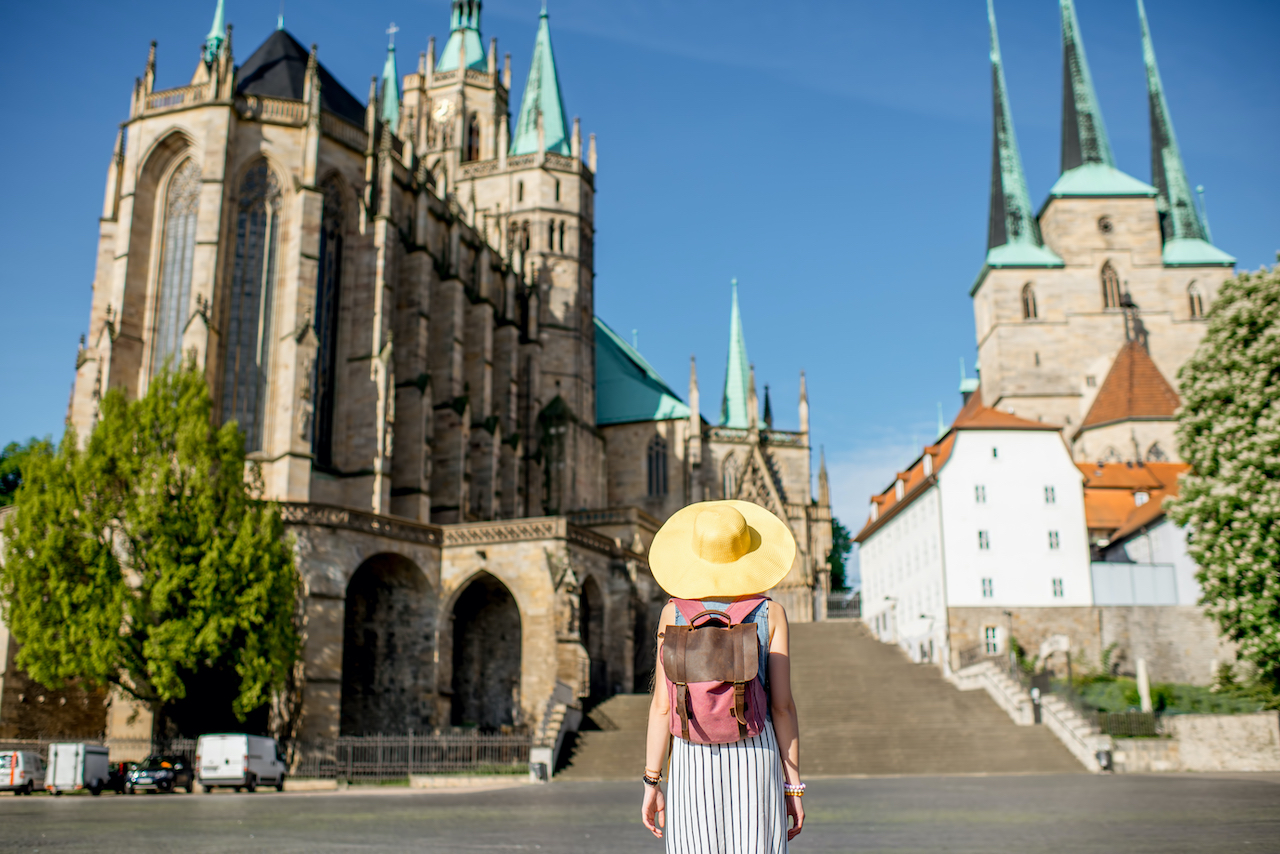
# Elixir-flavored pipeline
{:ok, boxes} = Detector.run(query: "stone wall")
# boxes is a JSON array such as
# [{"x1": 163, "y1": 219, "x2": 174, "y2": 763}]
[
  {"x1": 948, "y1": 604, "x2": 1232, "y2": 685},
  {"x1": 1112, "y1": 712, "x2": 1280, "y2": 773}
]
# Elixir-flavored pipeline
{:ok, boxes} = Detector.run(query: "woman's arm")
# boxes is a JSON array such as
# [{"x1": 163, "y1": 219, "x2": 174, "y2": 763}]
[
  {"x1": 641, "y1": 600, "x2": 676, "y2": 838},
  {"x1": 768, "y1": 601, "x2": 805, "y2": 840}
]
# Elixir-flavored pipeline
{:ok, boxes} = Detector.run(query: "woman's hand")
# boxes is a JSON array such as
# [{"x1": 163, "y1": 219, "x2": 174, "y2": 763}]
[
  {"x1": 785, "y1": 793, "x2": 805, "y2": 841},
  {"x1": 641, "y1": 784, "x2": 666, "y2": 838}
]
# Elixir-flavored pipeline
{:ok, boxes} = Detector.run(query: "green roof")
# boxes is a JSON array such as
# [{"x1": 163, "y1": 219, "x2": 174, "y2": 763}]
[
  {"x1": 595, "y1": 317, "x2": 690, "y2": 426},
  {"x1": 510, "y1": 9, "x2": 570, "y2": 156},
  {"x1": 436, "y1": 1, "x2": 486, "y2": 72},
  {"x1": 1162, "y1": 238, "x2": 1235, "y2": 267},
  {"x1": 985, "y1": 242, "x2": 1064, "y2": 268},
  {"x1": 1059, "y1": 0, "x2": 1115, "y2": 173},
  {"x1": 204, "y1": 0, "x2": 226, "y2": 63},
  {"x1": 1050, "y1": 163, "x2": 1155, "y2": 197}
]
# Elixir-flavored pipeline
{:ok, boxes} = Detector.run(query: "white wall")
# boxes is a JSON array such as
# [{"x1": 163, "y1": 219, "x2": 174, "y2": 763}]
[
  {"x1": 1103, "y1": 518, "x2": 1203, "y2": 607},
  {"x1": 939, "y1": 430, "x2": 1092, "y2": 608},
  {"x1": 859, "y1": 486, "x2": 947, "y2": 660}
]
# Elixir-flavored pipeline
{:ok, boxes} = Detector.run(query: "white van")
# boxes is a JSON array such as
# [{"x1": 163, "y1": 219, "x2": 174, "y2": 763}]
[
  {"x1": 46, "y1": 743, "x2": 110, "y2": 796},
  {"x1": 0, "y1": 751, "x2": 46, "y2": 795},
  {"x1": 196, "y1": 734, "x2": 286, "y2": 792}
]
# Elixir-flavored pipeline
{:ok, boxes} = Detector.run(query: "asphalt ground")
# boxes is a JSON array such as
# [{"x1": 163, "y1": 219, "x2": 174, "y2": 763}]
[{"x1": 2, "y1": 773, "x2": 1278, "y2": 853}]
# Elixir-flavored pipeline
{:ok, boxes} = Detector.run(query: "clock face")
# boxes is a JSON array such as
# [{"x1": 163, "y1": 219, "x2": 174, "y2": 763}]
[{"x1": 433, "y1": 100, "x2": 453, "y2": 123}]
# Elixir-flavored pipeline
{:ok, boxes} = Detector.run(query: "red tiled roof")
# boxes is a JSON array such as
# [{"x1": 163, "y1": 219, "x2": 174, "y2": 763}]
[
  {"x1": 1078, "y1": 461, "x2": 1188, "y2": 534},
  {"x1": 1080, "y1": 340, "x2": 1180, "y2": 430}
]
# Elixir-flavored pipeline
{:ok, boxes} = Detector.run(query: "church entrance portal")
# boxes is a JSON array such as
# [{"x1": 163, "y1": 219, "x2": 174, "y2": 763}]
[
  {"x1": 340, "y1": 554, "x2": 436, "y2": 735},
  {"x1": 580, "y1": 576, "x2": 606, "y2": 701},
  {"x1": 450, "y1": 573, "x2": 522, "y2": 730}
]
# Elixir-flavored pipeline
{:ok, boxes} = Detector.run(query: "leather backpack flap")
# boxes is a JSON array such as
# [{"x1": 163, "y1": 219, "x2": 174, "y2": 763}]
[{"x1": 661, "y1": 624, "x2": 759, "y2": 684}]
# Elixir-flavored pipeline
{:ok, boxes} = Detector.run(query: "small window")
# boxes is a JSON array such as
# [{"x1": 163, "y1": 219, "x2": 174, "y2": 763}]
[
  {"x1": 978, "y1": 531, "x2": 990, "y2": 550},
  {"x1": 1085, "y1": 375, "x2": 1097, "y2": 388},
  {"x1": 647, "y1": 435, "x2": 668, "y2": 497},
  {"x1": 1048, "y1": 531, "x2": 1060, "y2": 550},
  {"x1": 517, "y1": 181, "x2": 524, "y2": 202},
  {"x1": 975, "y1": 484, "x2": 986, "y2": 503},
  {"x1": 558, "y1": 220, "x2": 565, "y2": 253},
  {"x1": 554, "y1": 179, "x2": 561, "y2": 202},
  {"x1": 1052, "y1": 578, "x2": 1064, "y2": 598},
  {"x1": 1021, "y1": 283, "x2": 1038, "y2": 320},
  {"x1": 1188, "y1": 282, "x2": 1204, "y2": 319},
  {"x1": 1097, "y1": 216, "x2": 1113, "y2": 234},
  {"x1": 548, "y1": 219, "x2": 555, "y2": 250},
  {"x1": 1044, "y1": 486, "x2": 1056, "y2": 504},
  {"x1": 983, "y1": 625, "x2": 999, "y2": 654},
  {"x1": 1134, "y1": 491, "x2": 1149, "y2": 507},
  {"x1": 981, "y1": 578, "x2": 994, "y2": 598},
  {"x1": 1034, "y1": 351, "x2": 1041, "y2": 366},
  {"x1": 991, "y1": 447, "x2": 999, "y2": 459}
]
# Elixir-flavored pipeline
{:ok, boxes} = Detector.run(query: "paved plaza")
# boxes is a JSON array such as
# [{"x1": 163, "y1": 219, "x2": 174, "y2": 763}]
[{"x1": 1, "y1": 774, "x2": 1278, "y2": 853}]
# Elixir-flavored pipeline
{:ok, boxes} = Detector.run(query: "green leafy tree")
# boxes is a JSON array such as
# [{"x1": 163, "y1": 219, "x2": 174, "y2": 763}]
[
  {"x1": 0, "y1": 364, "x2": 300, "y2": 724},
  {"x1": 0, "y1": 438, "x2": 49, "y2": 506},
  {"x1": 828, "y1": 518, "x2": 854, "y2": 590},
  {"x1": 1168, "y1": 264, "x2": 1280, "y2": 694}
]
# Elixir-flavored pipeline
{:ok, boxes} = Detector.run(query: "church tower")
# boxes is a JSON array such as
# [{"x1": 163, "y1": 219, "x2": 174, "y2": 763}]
[{"x1": 971, "y1": 0, "x2": 1235, "y2": 464}]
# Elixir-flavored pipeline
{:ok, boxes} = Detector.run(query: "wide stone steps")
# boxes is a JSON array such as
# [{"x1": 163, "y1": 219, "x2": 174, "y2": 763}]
[{"x1": 555, "y1": 620, "x2": 1082, "y2": 779}]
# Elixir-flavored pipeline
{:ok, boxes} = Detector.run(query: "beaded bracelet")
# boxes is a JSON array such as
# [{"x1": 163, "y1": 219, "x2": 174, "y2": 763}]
[
  {"x1": 783, "y1": 782, "x2": 806, "y2": 797},
  {"x1": 643, "y1": 773, "x2": 662, "y2": 787}
]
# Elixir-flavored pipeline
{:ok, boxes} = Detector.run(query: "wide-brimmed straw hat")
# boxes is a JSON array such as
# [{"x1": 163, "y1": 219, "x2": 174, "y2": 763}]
[{"x1": 648, "y1": 500, "x2": 797, "y2": 600}]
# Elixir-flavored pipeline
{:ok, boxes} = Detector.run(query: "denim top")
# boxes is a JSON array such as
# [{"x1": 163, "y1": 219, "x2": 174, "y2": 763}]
[{"x1": 672, "y1": 598, "x2": 770, "y2": 694}]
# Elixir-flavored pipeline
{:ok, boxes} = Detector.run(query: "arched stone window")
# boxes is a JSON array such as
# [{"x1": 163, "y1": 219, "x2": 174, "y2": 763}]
[
  {"x1": 151, "y1": 158, "x2": 201, "y2": 375},
  {"x1": 1187, "y1": 282, "x2": 1204, "y2": 319},
  {"x1": 312, "y1": 178, "x2": 345, "y2": 467},
  {"x1": 548, "y1": 219, "x2": 556, "y2": 251},
  {"x1": 647, "y1": 435, "x2": 668, "y2": 497},
  {"x1": 1100, "y1": 261, "x2": 1121, "y2": 309},
  {"x1": 465, "y1": 113, "x2": 481, "y2": 162},
  {"x1": 558, "y1": 220, "x2": 565, "y2": 253},
  {"x1": 221, "y1": 160, "x2": 282, "y2": 452},
  {"x1": 1021, "y1": 283, "x2": 1038, "y2": 320}
]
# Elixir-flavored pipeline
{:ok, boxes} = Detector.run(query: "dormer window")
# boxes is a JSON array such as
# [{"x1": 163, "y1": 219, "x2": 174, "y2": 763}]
[{"x1": 895, "y1": 480, "x2": 905, "y2": 501}]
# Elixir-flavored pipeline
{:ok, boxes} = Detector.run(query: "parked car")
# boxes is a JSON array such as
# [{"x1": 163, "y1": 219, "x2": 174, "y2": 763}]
[
  {"x1": 126, "y1": 755, "x2": 194, "y2": 794},
  {"x1": 0, "y1": 751, "x2": 46, "y2": 795},
  {"x1": 196, "y1": 734, "x2": 286, "y2": 792},
  {"x1": 46, "y1": 743, "x2": 110, "y2": 796}
]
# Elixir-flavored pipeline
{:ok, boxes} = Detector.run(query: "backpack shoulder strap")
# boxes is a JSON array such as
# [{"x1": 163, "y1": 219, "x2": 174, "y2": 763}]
[
  {"x1": 723, "y1": 595, "x2": 769, "y2": 625},
  {"x1": 671, "y1": 598, "x2": 704, "y2": 625}
]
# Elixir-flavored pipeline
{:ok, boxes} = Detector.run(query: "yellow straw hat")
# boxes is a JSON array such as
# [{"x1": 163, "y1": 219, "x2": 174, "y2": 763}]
[{"x1": 648, "y1": 500, "x2": 797, "y2": 600}]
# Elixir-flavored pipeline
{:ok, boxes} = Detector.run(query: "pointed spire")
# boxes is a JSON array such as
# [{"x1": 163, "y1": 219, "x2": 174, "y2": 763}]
[
  {"x1": 818, "y1": 447, "x2": 831, "y2": 508},
  {"x1": 747, "y1": 366, "x2": 759, "y2": 430},
  {"x1": 798, "y1": 371, "x2": 809, "y2": 435},
  {"x1": 985, "y1": 0, "x2": 1063, "y2": 269},
  {"x1": 204, "y1": 0, "x2": 226, "y2": 64},
  {"x1": 1051, "y1": 0, "x2": 1155, "y2": 197},
  {"x1": 437, "y1": 0, "x2": 486, "y2": 72},
  {"x1": 1059, "y1": 0, "x2": 1113, "y2": 172},
  {"x1": 510, "y1": 6, "x2": 570, "y2": 155},
  {"x1": 762, "y1": 384, "x2": 773, "y2": 429},
  {"x1": 719, "y1": 279, "x2": 752, "y2": 429},
  {"x1": 380, "y1": 25, "x2": 401, "y2": 134}
]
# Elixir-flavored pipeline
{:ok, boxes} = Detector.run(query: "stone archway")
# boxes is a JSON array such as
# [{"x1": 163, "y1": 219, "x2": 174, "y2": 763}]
[
  {"x1": 579, "y1": 576, "x2": 606, "y2": 701},
  {"x1": 340, "y1": 553, "x2": 436, "y2": 735},
  {"x1": 450, "y1": 573, "x2": 522, "y2": 731}
]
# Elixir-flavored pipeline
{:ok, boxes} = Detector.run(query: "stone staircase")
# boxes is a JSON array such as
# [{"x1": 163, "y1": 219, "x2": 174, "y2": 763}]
[{"x1": 556, "y1": 620, "x2": 1083, "y2": 779}]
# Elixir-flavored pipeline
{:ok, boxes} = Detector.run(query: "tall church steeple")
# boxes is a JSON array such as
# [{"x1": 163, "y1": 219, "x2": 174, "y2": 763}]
[
  {"x1": 437, "y1": 1, "x2": 486, "y2": 72},
  {"x1": 720, "y1": 280, "x2": 752, "y2": 429},
  {"x1": 204, "y1": 0, "x2": 227, "y2": 63},
  {"x1": 510, "y1": 6, "x2": 570, "y2": 156},
  {"x1": 985, "y1": 0, "x2": 1062, "y2": 269},
  {"x1": 1138, "y1": 0, "x2": 1234, "y2": 266},
  {"x1": 380, "y1": 25, "x2": 401, "y2": 134},
  {"x1": 1051, "y1": 0, "x2": 1154, "y2": 197}
]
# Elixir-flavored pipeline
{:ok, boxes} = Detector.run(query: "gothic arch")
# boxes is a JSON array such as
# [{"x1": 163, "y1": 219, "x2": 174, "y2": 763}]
[
  {"x1": 579, "y1": 575, "x2": 606, "y2": 701},
  {"x1": 1100, "y1": 261, "x2": 1121, "y2": 309},
  {"x1": 339, "y1": 552, "x2": 437, "y2": 735},
  {"x1": 1187, "y1": 281, "x2": 1205, "y2": 319},
  {"x1": 1021, "y1": 282, "x2": 1038, "y2": 320},
  {"x1": 147, "y1": 156, "x2": 202, "y2": 378},
  {"x1": 446, "y1": 571, "x2": 523, "y2": 731},
  {"x1": 311, "y1": 173, "x2": 350, "y2": 467}
]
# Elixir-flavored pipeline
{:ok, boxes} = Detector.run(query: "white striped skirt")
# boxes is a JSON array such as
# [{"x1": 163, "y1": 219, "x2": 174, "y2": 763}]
[{"x1": 665, "y1": 719, "x2": 787, "y2": 854}]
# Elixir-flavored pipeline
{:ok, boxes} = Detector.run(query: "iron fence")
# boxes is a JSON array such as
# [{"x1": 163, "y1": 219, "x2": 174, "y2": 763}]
[
  {"x1": 1093, "y1": 711, "x2": 1163, "y2": 737},
  {"x1": 957, "y1": 644, "x2": 1004, "y2": 670},
  {"x1": 290, "y1": 733, "x2": 531, "y2": 781},
  {"x1": 825, "y1": 592, "x2": 860, "y2": 620}
]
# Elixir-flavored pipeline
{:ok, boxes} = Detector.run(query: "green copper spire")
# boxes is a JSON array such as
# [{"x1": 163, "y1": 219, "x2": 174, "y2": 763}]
[
  {"x1": 1138, "y1": 0, "x2": 1234, "y2": 266},
  {"x1": 510, "y1": 7, "x2": 570, "y2": 156},
  {"x1": 1051, "y1": 0, "x2": 1154, "y2": 197},
  {"x1": 380, "y1": 25, "x2": 401, "y2": 134},
  {"x1": 204, "y1": 0, "x2": 227, "y2": 63},
  {"x1": 720, "y1": 280, "x2": 752, "y2": 429},
  {"x1": 985, "y1": 0, "x2": 1062, "y2": 269},
  {"x1": 436, "y1": 0, "x2": 486, "y2": 72}
]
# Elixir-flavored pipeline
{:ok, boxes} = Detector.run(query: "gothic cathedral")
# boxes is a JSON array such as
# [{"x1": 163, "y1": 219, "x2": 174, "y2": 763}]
[{"x1": 68, "y1": 1, "x2": 832, "y2": 743}]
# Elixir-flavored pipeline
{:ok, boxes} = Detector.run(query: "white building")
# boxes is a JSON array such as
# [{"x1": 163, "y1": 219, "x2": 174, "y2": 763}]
[{"x1": 858, "y1": 391, "x2": 1089, "y2": 665}]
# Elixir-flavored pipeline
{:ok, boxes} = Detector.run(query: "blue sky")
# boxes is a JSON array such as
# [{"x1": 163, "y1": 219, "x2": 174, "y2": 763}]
[{"x1": 1, "y1": 1, "x2": 1277, "y2": 562}]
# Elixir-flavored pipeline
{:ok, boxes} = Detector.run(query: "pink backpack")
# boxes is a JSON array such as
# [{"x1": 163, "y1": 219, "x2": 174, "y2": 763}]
[{"x1": 662, "y1": 596, "x2": 769, "y2": 744}]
